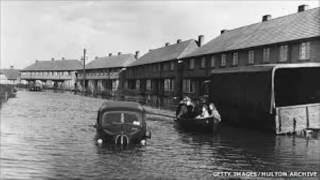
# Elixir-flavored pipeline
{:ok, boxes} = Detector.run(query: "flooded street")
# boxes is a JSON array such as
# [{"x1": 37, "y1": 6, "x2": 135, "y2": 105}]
[{"x1": 1, "y1": 90, "x2": 319, "y2": 179}]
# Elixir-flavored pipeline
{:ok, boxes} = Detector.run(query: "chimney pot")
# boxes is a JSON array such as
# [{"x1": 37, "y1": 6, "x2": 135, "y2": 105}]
[
  {"x1": 298, "y1": 4, "x2": 309, "y2": 12},
  {"x1": 197, "y1": 35, "x2": 204, "y2": 47},
  {"x1": 108, "y1": 53, "x2": 112, "y2": 57},
  {"x1": 118, "y1": 52, "x2": 122, "y2": 55},
  {"x1": 220, "y1": 29, "x2": 227, "y2": 34},
  {"x1": 165, "y1": 42, "x2": 170, "y2": 47},
  {"x1": 262, "y1": 14, "x2": 272, "y2": 22},
  {"x1": 62, "y1": 57, "x2": 65, "y2": 60},
  {"x1": 177, "y1": 39, "x2": 182, "y2": 43},
  {"x1": 10, "y1": 65, "x2": 14, "y2": 69},
  {"x1": 135, "y1": 51, "x2": 140, "y2": 59}
]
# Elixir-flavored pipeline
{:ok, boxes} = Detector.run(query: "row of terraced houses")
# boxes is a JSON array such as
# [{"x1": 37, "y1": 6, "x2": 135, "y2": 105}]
[{"x1": 21, "y1": 5, "x2": 320, "y2": 110}]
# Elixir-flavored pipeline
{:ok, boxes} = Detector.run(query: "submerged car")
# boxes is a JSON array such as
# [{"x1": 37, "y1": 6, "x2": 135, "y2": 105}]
[{"x1": 95, "y1": 101, "x2": 151, "y2": 145}]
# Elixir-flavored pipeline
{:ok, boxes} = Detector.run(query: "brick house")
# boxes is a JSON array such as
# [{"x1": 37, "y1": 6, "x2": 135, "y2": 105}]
[
  {"x1": 122, "y1": 37, "x2": 203, "y2": 108},
  {"x1": 180, "y1": 5, "x2": 320, "y2": 98},
  {"x1": 77, "y1": 52, "x2": 137, "y2": 96}
]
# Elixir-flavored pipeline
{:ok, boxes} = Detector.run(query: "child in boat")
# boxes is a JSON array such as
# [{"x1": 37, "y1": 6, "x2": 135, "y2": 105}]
[{"x1": 208, "y1": 103, "x2": 221, "y2": 122}]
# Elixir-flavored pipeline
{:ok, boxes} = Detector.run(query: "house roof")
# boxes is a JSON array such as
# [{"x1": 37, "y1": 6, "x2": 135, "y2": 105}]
[
  {"x1": 0, "y1": 69, "x2": 20, "y2": 80},
  {"x1": 85, "y1": 54, "x2": 136, "y2": 70},
  {"x1": 22, "y1": 59, "x2": 82, "y2": 71},
  {"x1": 129, "y1": 39, "x2": 199, "y2": 67},
  {"x1": 186, "y1": 7, "x2": 320, "y2": 58}
]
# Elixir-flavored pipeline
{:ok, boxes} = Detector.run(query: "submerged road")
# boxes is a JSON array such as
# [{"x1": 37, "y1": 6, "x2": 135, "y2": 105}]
[{"x1": 0, "y1": 90, "x2": 319, "y2": 179}]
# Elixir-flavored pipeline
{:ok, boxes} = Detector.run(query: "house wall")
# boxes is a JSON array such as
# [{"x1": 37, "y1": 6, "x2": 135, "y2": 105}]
[{"x1": 181, "y1": 37, "x2": 320, "y2": 98}]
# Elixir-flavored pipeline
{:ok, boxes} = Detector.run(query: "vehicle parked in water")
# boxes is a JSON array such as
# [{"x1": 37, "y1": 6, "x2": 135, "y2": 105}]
[{"x1": 95, "y1": 101, "x2": 151, "y2": 145}]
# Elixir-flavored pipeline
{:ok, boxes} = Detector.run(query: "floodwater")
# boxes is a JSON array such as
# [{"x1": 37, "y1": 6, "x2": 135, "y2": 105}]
[{"x1": 0, "y1": 90, "x2": 319, "y2": 179}]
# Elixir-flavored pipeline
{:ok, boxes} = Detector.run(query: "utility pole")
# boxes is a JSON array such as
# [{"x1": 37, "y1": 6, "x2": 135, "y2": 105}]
[{"x1": 82, "y1": 48, "x2": 87, "y2": 93}]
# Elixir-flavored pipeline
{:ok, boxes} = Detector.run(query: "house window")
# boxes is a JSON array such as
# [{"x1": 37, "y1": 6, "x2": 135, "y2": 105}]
[
  {"x1": 112, "y1": 80, "x2": 119, "y2": 91},
  {"x1": 248, "y1": 50, "x2": 254, "y2": 64},
  {"x1": 146, "y1": 80, "x2": 152, "y2": 90},
  {"x1": 263, "y1": 48, "x2": 270, "y2": 63},
  {"x1": 183, "y1": 79, "x2": 195, "y2": 93},
  {"x1": 279, "y1": 45, "x2": 288, "y2": 62},
  {"x1": 135, "y1": 80, "x2": 140, "y2": 90},
  {"x1": 164, "y1": 79, "x2": 174, "y2": 92},
  {"x1": 221, "y1": 54, "x2": 226, "y2": 67},
  {"x1": 210, "y1": 56, "x2": 215, "y2": 67},
  {"x1": 163, "y1": 63, "x2": 168, "y2": 71},
  {"x1": 299, "y1": 42, "x2": 310, "y2": 60},
  {"x1": 232, "y1": 52, "x2": 238, "y2": 66},
  {"x1": 200, "y1": 57, "x2": 206, "y2": 68},
  {"x1": 170, "y1": 62, "x2": 175, "y2": 71},
  {"x1": 189, "y1": 59, "x2": 195, "y2": 69}
]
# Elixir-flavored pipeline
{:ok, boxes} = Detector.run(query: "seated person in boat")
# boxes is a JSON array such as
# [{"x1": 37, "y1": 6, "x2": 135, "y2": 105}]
[
  {"x1": 195, "y1": 104, "x2": 210, "y2": 119},
  {"x1": 208, "y1": 102, "x2": 221, "y2": 122},
  {"x1": 176, "y1": 96, "x2": 195, "y2": 119}
]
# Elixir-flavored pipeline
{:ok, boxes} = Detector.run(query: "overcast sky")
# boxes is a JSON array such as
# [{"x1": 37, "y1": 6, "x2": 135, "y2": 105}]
[{"x1": 1, "y1": 0, "x2": 319, "y2": 69}]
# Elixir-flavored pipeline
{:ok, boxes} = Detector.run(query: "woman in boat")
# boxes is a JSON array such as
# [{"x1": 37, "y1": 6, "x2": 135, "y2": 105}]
[
  {"x1": 208, "y1": 102, "x2": 221, "y2": 122},
  {"x1": 195, "y1": 104, "x2": 210, "y2": 119}
]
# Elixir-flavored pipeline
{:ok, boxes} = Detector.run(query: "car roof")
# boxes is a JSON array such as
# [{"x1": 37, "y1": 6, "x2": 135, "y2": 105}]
[{"x1": 99, "y1": 101, "x2": 144, "y2": 112}]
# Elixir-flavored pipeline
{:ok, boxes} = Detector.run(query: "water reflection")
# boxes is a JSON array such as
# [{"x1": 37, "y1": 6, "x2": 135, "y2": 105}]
[{"x1": 0, "y1": 90, "x2": 319, "y2": 179}]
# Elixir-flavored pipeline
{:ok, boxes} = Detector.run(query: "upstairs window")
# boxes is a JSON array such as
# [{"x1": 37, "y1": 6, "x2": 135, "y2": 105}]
[
  {"x1": 299, "y1": 42, "x2": 310, "y2": 60},
  {"x1": 279, "y1": 45, "x2": 288, "y2": 62},
  {"x1": 200, "y1": 57, "x2": 206, "y2": 68},
  {"x1": 210, "y1": 56, "x2": 215, "y2": 67},
  {"x1": 263, "y1": 48, "x2": 270, "y2": 63},
  {"x1": 189, "y1": 59, "x2": 195, "y2": 69},
  {"x1": 232, "y1": 52, "x2": 238, "y2": 66},
  {"x1": 248, "y1": 50, "x2": 255, "y2": 64},
  {"x1": 221, "y1": 54, "x2": 226, "y2": 67},
  {"x1": 170, "y1": 61, "x2": 175, "y2": 71}
]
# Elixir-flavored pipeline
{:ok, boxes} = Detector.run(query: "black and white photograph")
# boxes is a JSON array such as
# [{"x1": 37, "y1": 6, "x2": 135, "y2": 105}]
[{"x1": 1, "y1": 0, "x2": 320, "y2": 179}]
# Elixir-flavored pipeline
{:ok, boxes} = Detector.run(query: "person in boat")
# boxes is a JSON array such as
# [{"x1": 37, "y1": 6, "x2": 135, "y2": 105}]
[
  {"x1": 177, "y1": 96, "x2": 194, "y2": 119},
  {"x1": 208, "y1": 102, "x2": 221, "y2": 122},
  {"x1": 195, "y1": 104, "x2": 210, "y2": 119}
]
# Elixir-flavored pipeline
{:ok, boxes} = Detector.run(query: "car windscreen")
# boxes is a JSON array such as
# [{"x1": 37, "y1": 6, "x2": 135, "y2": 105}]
[{"x1": 101, "y1": 111, "x2": 142, "y2": 127}]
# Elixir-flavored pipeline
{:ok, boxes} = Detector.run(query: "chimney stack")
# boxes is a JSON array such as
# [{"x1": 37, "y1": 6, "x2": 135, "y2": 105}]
[
  {"x1": 118, "y1": 52, "x2": 122, "y2": 55},
  {"x1": 177, "y1": 39, "x2": 182, "y2": 44},
  {"x1": 108, "y1": 53, "x2": 112, "y2": 57},
  {"x1": 220, "y1": 29, "x2": 227, "y2": 34},
  {"x1": 298, "y1": 4, "x2": 309, "y2": 12},
  {"x1": 165, "y1": 42, "x2": 170, "y2": 47},
  {"x1": 95, "y1": 56, "x2": 98, "y2": 60},
  {"x1": 61, "y1": 57, "x2": 65, "y2": 60},
  {"x1": 51, "y1": 58, "x2": 55, "y2": 61},
  {"x1": 135, "y1": 51, "x2": 140, "y2": 59},
  {"x1": 262, "y1": 14, "x2": 272, "y2": 22},
  {"x1": 35, "y1": 59, "x2": 39, "y2": 63},
  {"x1": 197, "y1": 35, "x2": 204, "y2": 47},
  {"x1": 10, "y1": 65, "x2": 14, "y2": 69}
]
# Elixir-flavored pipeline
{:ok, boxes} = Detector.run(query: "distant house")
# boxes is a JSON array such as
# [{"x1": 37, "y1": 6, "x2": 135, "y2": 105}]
[
  {"x1": 180, "y1": 5, "x2": 320, "y2": 98},
  {"x1": 122, "y1": 37, "x2": 202, "y2": 108},
  {"x1": 21, "y1": 58, "x2": 82, "y2": 90},
  {"x1": 0, "y1": 66, "x2": 21, "y2": 85},
  {"x1": 77, "y1": 52, "x2": 137, "y2": 95}
]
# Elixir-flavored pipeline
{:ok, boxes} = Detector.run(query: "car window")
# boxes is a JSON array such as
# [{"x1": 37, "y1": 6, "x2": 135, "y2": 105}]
[{"x1": 101, "y1": 111, "x2": 141, "y2": 127}]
